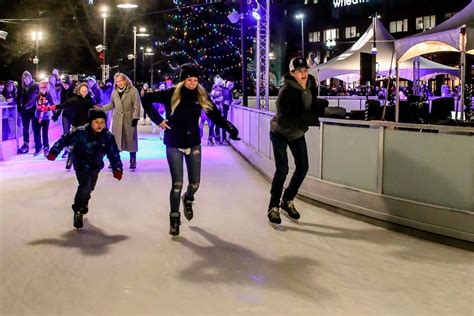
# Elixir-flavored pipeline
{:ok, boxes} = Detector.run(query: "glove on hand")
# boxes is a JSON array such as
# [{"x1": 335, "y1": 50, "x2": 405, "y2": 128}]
[
  {"x1": 131, "y1": 118, "x2": 139, "y2": 127},
  {"x1": 113, "y1": 169, "x2": 123, "y2": 181},
  {"x1": 46, "y1": 152, "x2": 57, "y2": 161}
]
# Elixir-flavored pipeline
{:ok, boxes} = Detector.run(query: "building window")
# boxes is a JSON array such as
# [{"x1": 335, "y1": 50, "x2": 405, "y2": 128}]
[
  {"x1": 324, "y1": 28, "x2": 339, "y2": 42},
  {"x1": 389, "y1": 19, "x2": 408, "y2": 33},
  {"x1": 309, "y1": 31, "x2": 321, "y2": 43},
  {"x1": 416, "y1": 15, "x2": 436, "y2": 30},
  {"x1": 345, "y1": 26, "x2": 357, "y2": 38}
]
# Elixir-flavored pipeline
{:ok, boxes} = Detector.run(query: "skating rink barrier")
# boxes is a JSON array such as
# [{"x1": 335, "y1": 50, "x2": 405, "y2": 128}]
[{"x1": 228, "y1": 104, "x2": 474, "y2": 242}]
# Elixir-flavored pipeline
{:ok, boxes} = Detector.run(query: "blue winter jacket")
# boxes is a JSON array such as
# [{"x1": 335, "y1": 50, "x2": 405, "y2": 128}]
[{"x1": 49, "y1": 124, "x2": 123, "y2": 172}]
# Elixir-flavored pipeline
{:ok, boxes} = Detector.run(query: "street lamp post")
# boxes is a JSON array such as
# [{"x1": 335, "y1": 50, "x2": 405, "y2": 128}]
[
  {"x1": 144, "y1": 48, "x2": 155, "y2": 86},
  {"x1": 133, "y1": 26, "x2": 137, "y2": 84},
  {"x1": 117, "y1": 3, "x2": 142, "y2": 84},
  {"x1": 31, "y1": 30, "x2": 43, "y2": 79},
  {"x1": 140, "y1": 46, "x2": 144, "y2": 82},
  {"x1": 101, "y1": 6, "x2": 108, "y2": 82},
  {"x1": 295, "y1": 13, "x2": 305, "y2": 58},
  {"x1": 371, "y1": 13, "x2": 380, "y2": 55},
  {"x1": 132, "y1": 27, "x2": 149, "y2": 84}
]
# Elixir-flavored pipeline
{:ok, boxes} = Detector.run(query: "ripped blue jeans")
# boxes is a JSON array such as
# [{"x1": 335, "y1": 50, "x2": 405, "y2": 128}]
[{"x1": 166, "y1": 146, "x2": 201, "y2": 213}]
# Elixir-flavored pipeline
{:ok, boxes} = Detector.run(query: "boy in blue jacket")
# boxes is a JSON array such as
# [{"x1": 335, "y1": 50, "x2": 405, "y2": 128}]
[{"x1": 46, "y1": 109, "x2": 123, "y2": 229}]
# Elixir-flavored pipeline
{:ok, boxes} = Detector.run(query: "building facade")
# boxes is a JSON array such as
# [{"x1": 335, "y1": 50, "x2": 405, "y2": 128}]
[{"x1": 272, "y1": 0, "x2": 471, "y2": 77}]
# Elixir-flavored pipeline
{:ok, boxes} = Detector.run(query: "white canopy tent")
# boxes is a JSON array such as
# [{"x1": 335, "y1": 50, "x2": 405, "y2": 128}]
[
  {"x1": 309, "y1": 20, "x2": 458, "y2": 83},
  {"x1": 394, "y1": 0, "x2": 474, "y2": 121}
]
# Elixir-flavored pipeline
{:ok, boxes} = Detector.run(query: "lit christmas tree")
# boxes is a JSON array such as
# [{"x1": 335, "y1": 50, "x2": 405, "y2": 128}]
[{"x1": 159, "y1": 1, "x2": 244, "y2": 88}]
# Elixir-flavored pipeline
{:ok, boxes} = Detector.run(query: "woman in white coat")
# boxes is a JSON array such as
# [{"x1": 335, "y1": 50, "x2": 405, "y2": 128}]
[{"x1": 103, "y1": 73, "x2": 141, "y2": 169}]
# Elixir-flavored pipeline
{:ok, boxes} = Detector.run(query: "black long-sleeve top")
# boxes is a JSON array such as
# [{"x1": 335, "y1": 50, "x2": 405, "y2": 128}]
[
  {"x1": 141, "y1": 86, "x2": 238, "y2": 148},
  {"x1": 55, "y1": 94, "x2": 95, "y2": 128},
  {"x1": 56, "y1": 87, "x2": 76, "y2": 120}
]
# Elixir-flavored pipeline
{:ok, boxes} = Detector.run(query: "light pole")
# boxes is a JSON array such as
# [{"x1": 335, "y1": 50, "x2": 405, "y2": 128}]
[
  {"x1": 371, "y1": 13, "x2": 380, "y2": 55},
  {"x1": 117, "y1": 3, "x2": 141, "y2": 83},
  {"x1": 101, "y1": 6, "x2": 108, "y2": 82},
  {"x1": 144, "y1": 48, "x2": 155, "y2": 86},
  {"x1": 31, "y1": 30, "x2": 43, "y2": 79},
  {"x1": 295, "y1": 13, "x2": 305, "y2": 58},
  {"x1": 132, "y1": 27, "x2": 149, "y2": 84}
]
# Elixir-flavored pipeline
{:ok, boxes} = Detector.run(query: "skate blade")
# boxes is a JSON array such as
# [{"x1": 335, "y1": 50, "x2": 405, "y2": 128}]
[
  {"x1": 281, "y1": 210, "x2": 299, "y2": 223},
  {"x1": 267, "y1": 221, "x2": 282, "y2": 229}
]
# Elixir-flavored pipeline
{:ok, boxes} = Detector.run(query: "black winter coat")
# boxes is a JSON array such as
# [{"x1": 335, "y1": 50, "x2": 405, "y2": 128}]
[
  {"x1": 141, "y1": 86, "x2": 239, "y2": 148},
  {"x1": 56, "y1": 87, "x2": 76, "y2": 120},
  {"x1": 270, "y1": 74, "x2": 327, "y2": 141},
  {"x1": 17, "y1": 83, "x2": 39, "y2": 113},
  {"x1": 49, "y1": 124, "x2": 122, "y2": 172},
  {"x1": 55, "y1": 94, "x2": 95, "y2": 128}
]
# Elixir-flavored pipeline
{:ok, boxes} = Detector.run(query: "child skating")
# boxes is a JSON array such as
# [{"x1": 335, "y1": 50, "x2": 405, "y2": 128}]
[{"x1": 46, "y1": 109, "x2": 123, "y2": 229}]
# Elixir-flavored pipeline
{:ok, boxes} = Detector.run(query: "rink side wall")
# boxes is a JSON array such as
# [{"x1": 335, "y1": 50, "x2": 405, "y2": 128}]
[{"x1": 228, "y1": 104, "x2": 474, "y2": 243}]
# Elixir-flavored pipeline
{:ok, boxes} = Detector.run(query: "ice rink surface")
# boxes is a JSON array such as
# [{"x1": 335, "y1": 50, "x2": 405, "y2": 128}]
[{"x1": 1, "y1": 126, "x2": 473, "y2": 315}]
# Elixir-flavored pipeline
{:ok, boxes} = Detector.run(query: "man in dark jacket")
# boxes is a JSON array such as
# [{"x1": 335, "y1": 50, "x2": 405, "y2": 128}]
[
  {"x1": 267, "y1": 57, "x2": 327, "y2": 225},
  {"x1": 17, "y1": 71, "x2": 39, "y2": 154},
  {"x1": 46, "y1": 109, "x2": 123, "y2": 229}
]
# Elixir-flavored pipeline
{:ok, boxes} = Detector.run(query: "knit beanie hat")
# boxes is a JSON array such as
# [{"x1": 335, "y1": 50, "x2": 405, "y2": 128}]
[
  {"x1": 179, "y1": 63, "x2": 200, "y2": 82},
  {"x1": 88, "y1": 108, "x2": 107, "y2": 123}
]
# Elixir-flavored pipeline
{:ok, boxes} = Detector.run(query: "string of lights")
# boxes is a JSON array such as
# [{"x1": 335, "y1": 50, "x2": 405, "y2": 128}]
[{"x1": 159, "y1": 0, "x2": 252, "y2": 84}]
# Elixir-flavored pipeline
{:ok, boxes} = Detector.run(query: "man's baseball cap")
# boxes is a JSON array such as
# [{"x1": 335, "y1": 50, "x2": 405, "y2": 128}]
[{"x1": 289, "y1": 57, "x2": 309, "y2": 72}]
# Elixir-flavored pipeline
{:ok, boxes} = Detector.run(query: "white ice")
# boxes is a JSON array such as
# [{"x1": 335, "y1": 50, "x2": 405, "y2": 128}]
[{"x1": 1, "y1": 126, "x2": 473, "y2": 315}]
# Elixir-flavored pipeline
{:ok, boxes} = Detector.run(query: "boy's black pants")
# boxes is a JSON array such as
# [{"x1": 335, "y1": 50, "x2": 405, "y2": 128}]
[{"x1": 72, "y1": 170, "x2": 100, "y2": 213}]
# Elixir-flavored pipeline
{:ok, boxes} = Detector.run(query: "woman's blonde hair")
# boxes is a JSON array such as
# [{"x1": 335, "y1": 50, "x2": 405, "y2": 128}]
[
  {"x1": 74, "y1": 82, "x2": 89, "y2": 95},
  {"x1": 170, "y1": 81, "x2": 213, "y2": 115},
  {"x1": 113, "y1": 73, "x2": 133, "y2": 89}
]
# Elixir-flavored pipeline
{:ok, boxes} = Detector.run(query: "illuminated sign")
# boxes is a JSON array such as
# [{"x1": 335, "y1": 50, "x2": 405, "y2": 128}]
[{"x1": 333, "y1": 0, "x2": 369, "y2": 9}]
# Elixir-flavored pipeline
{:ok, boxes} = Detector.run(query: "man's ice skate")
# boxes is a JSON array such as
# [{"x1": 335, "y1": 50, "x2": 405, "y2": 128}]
[
  {"x1": 182, "y1": 194, "x2": 194, "y2": 221},
  {"x1": 207, "y1": 138, "x2": 215, "y2": 146},
  {"x1": 280, "y1": 200, "x2": 300, "y2": 221},
  {"x1": 169, "y1": 212, "x2": 181, "y2": 236},
  {"x1": 267, "y1": 207, "x2": 281, "y2": 225}
]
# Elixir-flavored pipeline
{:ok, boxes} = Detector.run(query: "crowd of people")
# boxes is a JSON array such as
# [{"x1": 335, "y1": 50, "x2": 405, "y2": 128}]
[
  {"x1": 0, "y1": 70, "x2": 115, "y2": 157},
  {"x1": 1, "y1": 58, "x2": 329, "y2": 237},
  {"x1": 0, "y1": 64, "x2": 246, "y2": 235}
]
